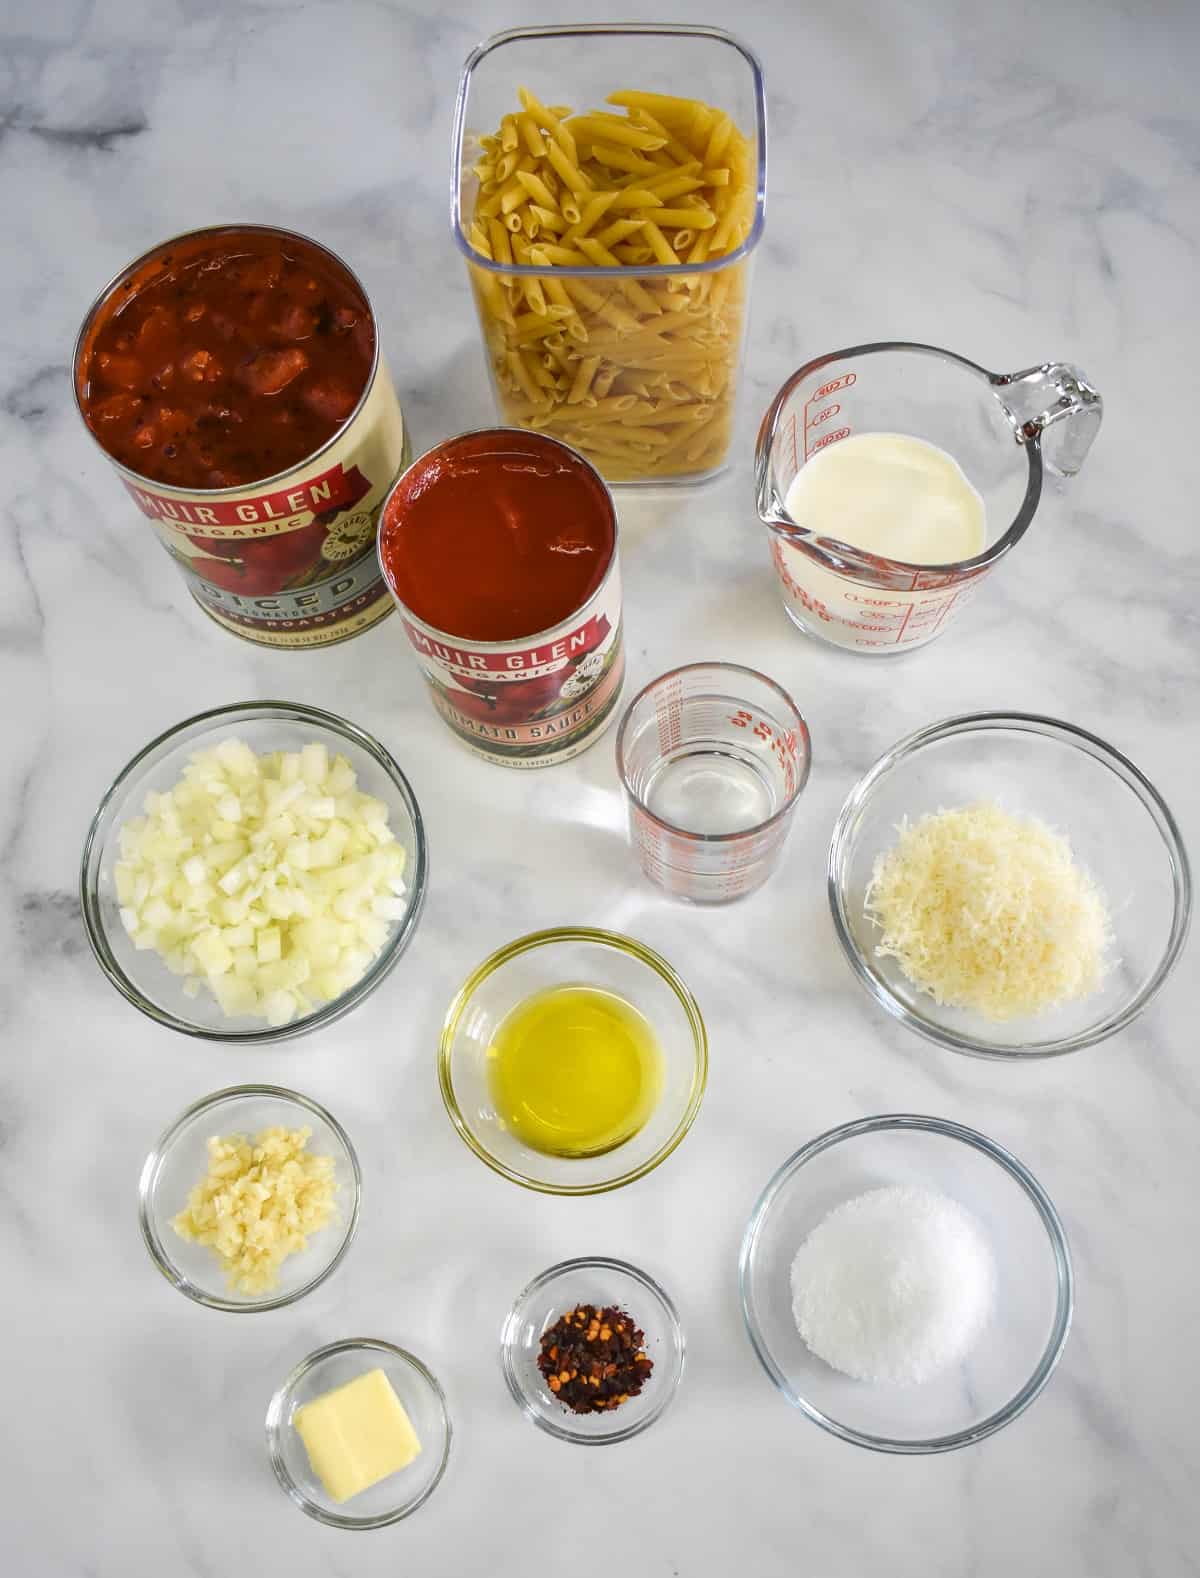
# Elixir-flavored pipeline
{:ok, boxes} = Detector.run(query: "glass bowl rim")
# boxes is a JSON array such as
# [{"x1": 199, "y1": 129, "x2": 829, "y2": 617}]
[
  {"x1": 500, "y1": 1254, "x2": 685, "y2": 1445},
  {"x1": 450, "y1": 22, "x2": 768, "y2": 280},
  {"x1": 615, "y1": 660, "x2": 812, "y2": 844},
  {"x1": 265, "y1": 1337, "x2": 451, "y2": 1527},
  {"x1": 438, "y1": 926, "x2": 708, "y2": 1195},
  {"x1": 79, "y1": 698, "x2": 429, "y2": 1045},
  {"x1": 827, "y1": 710, "x2": 1193, "y2": 1059},
  {"x1": 137, "y1": 1082, "x2": 362, "y2": 1313},
  {"x1": 738, "y1": 1112, "x2": 1075, "y2": 1455}
]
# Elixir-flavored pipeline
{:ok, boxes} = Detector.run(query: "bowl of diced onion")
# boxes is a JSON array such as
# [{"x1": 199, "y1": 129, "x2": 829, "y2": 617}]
[
  {"x1": 81, "y1": 701, "x2": 427, "y2": 1042},
  {"x1": 828, "y1": 713, "x2": 1191, "y2": 1058}
]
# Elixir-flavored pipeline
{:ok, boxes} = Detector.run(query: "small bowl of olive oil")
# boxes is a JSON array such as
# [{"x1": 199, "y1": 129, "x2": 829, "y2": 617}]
[{"x1": 438, "y1": 928, "x2": 708, "y2": 1194}]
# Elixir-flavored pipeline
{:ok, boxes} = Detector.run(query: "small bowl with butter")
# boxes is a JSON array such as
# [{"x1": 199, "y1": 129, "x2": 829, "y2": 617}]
[
  {"x1": 138, "y1": 1084, "x2": 361, "y2": 1312},
  {"x1": 267, "y1": 1339, "x2": 451, "y2": 1528}
]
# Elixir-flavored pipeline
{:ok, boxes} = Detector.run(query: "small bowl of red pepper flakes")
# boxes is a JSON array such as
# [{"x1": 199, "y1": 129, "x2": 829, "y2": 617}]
[{"x1": 501, "y1": 1256, "x2": 684, "y2": 1444}]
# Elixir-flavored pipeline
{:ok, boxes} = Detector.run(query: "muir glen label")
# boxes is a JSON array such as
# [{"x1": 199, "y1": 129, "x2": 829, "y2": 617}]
[
  {"x1": 120, "y1": 366, "x2": 409, "y2": 649},
  {"x1": 400, "y1": 568, "x2": 625, "y2": 768}
]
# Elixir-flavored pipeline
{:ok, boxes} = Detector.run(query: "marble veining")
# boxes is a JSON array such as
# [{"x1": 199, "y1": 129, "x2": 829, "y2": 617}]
[{"x1": 1, "y1": 0, "x2": 1198, "y2": 1574}]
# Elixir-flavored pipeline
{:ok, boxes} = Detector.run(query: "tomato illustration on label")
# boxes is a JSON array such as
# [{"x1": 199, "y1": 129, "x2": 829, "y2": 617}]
[
  {"x1": 425, "y1": 622, "x2": 619, "y2": 735},
  {"x1": 176, "y1": 519, "x2": 329, "y2": 595}
]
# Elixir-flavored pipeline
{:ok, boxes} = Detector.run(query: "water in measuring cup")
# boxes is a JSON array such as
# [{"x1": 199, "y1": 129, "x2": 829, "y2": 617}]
[{"x1": 642, "y1": 741, "x2": 778, "y2": 835}]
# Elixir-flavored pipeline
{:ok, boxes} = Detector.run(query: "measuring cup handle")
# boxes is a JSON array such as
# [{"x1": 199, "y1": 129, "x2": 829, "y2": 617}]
[{"x1": 991, "y1": 362, "x2": 1102, "y2": 477}]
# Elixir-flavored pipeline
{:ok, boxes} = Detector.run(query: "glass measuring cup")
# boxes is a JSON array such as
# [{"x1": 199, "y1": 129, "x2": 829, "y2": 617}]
[
  {"x1": 616, "y1": 663, "x2": 811, "y2": 902},
  {"x1": 755, "y1": 342, "x2": 1102, "y2": 654}
]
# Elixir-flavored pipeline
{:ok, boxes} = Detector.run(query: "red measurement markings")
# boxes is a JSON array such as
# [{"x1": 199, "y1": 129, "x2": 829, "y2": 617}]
[
  {"x1": 802, "y1": 371, "x2": 856, "y2": 461},
  {"x1": 654, "y1": 678, "x2": 683, "y2": 758},
  {"x1": 729, "y1": 709, "x2": 798, "y2": 789},
  {"x1": 814, "y1": 373, "x2": 856, "y2": 401},
  {"x1": 811, "y1": 426, "x2": 850, "y2": 453},
  {"x1": 929, "y1": 586, "x2": 965, "y2": 638}
]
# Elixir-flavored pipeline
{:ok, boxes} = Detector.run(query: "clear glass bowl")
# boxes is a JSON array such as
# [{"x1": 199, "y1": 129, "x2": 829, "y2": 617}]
[
  {"x1": 500, "y1": 1256, "x2": 685, "y2": 1444},
  {"x1": 739, "y1": 1115, "x2": 1073, "y2": 1453},
  {"x1": 80, "y1": 700, "x2": 428, "y2": 1043},
  {"x1": 439, "y1": 927, "x2": 707, "y2": 1194},
  {"x1": 451, "y1": 24, "x2": 767, "y2": 485},
  {"x1": 266, "y1": 1338, "x2": 451, "y2": 1527},
  {"x1": 828, "y1": 712, "x2": 1191, "y2": 1057},
  {"x1": 138, "y1": 1084, "x2": 361, "y2": 1312}
]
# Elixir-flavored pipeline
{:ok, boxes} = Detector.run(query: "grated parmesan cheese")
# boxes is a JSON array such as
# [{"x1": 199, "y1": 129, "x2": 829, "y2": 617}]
[
  {"x1": 171, "y1": 1125, "x2": 336, "y2": 1295},
  {"x1": 864, "y1": 801, "x2": 1112, "y2": 1021}
]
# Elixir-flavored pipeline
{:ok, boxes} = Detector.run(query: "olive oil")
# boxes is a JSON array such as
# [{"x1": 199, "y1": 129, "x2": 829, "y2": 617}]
[{"x1": 486, "y1": 985, "x2": 663, "y2": 1158}]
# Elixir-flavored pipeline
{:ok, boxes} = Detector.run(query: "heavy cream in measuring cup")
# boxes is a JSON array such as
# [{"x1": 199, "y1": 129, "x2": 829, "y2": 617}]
[{"x1": 783, "y1": 433, "x2": 985, "y2": 563}]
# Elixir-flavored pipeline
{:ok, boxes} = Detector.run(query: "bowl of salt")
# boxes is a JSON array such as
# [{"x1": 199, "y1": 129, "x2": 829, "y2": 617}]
[{"x1": 738, "y1": 1114, "x2": 1073, "y2": 1453}]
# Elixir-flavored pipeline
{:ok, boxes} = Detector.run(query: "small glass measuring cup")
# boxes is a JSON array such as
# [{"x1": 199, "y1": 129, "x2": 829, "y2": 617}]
[
  {"x1": 616, "y1": 663, "x2": 811, "y2": 903},
  {"x1": 755, "y1": 342, "x2": 1102, "y2": 654}
]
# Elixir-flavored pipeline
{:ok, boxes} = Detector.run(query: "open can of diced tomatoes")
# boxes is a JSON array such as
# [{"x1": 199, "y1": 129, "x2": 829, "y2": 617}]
[
  {"x1": 73, "y1": 224, "x2": 409, "y2": 649},
  {"x1": 378, "y1": 429, "x2": 624, "y2": 767}
]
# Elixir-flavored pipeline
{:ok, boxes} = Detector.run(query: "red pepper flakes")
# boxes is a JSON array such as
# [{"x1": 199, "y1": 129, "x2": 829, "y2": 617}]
[{"x1": 536, "y1": 1303, "x2": 653, "y2": 1415}]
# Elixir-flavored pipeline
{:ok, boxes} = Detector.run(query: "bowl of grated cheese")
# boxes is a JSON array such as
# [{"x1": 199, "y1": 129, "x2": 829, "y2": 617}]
[{"x1": 828, "y1": 712, "x2": 1191, "y2": 1058}]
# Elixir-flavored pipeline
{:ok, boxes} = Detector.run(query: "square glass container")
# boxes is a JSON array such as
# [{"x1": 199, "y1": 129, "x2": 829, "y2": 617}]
[{"x1": 451, "y1": 25, "x2": 767, "y2": 484}]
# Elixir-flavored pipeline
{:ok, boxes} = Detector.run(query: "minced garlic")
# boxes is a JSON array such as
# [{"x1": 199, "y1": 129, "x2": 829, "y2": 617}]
[
  {"x1": 865, "y1": 801, "x2": 1113, "y2": 1021},
  {"x1": 171, "y1": 1125, "x2": 337, "y2": 1294}
]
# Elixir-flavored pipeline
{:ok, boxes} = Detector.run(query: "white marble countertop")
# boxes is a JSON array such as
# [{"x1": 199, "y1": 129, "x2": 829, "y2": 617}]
[{"x1": 3, "y1": 0, "x2": 1198, "y2": 1572}]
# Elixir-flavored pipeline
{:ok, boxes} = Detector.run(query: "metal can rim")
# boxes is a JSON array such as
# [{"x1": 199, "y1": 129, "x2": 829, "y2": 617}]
[
  {"x1": 376, "y1": 425, "x2": 621, "y2": 654},
  {"x1": 71, "y1": 222, "x2": 385, "y2": 499}
]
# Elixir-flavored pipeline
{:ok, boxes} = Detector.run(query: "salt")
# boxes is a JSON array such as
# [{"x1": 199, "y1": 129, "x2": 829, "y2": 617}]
[{"x1": 789, "y1": 1185, "x2": 995, "y2": 1385}]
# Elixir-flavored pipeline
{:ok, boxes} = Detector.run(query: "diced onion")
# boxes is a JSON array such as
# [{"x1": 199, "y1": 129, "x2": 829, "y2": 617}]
[{"x1": 114, "y1": 738, "x2": 408, "y2": 1024}]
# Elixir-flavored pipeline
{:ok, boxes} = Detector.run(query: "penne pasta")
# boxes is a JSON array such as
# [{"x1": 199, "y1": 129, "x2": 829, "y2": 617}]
[
  {"x1": 567, "y1": 354, "x2": 603, "y2": 404},
  {"x1": 465, "y1": 83, "x2": 755, "y2": 479},
  {"x1": 514, "y1": 169, "x2": 559, "y2": 211},
  {"x1": 518, "y1": 113, "x2": 547, "y2": 157},
  {"x1": 627, "y1": 108, "x2": 695, "y2": 167},
  {"x1": 566, "y1": 195, "x2": 622, "y2": 244},
  {"x1": 638, "y1": 219, "x2": 680, "y2": 267},
  {"x1": 545, "y1": 139, "x2": 593, "y2": 195},
  {"x1": 566, "y1": 115, "x2": 667, "y2": 151},
  {"x1": 604, "y1": 187, "x2": 664, "y2": 211},
  {"x1": 530, "y1": 203, "x2": 568, "y2": 234},
  {"x1": 517, "y1": 87, "x2": 578, "y2": 162},
  {"x1": 589, "y1": 142, "x2": 660, "y2": 176},
  {"x1": 592, "y1": 217, "x2": 649, "y2": 249},
  {"x1": 653, "y1": 206, "x2": 716, "y2": 228}
]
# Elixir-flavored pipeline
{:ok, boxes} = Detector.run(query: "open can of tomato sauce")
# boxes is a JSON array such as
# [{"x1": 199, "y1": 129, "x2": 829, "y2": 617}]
[
  {"x1": 378, "y1": 429, "x2": 624, "y2": 767},
  {"x1": 73, "y1": 224, "x2": 409, "y2": 648}
]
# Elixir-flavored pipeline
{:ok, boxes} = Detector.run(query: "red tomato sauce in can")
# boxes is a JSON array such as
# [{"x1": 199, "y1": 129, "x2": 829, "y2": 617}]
[
  {"x1": 379, "y1": 430, "x2": 624, "y2": 767},
  {"x1": 73, "y1": 225, "x2": 409, "y2": 650},
  {"x1": 379, "y1": 428, "x2": 614, "y2": 640}
]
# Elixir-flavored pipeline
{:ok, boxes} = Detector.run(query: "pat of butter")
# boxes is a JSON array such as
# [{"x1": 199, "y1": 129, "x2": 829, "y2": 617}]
[{"x1": 294, "y1": 1368, "x2": 421, "y2": 1503}]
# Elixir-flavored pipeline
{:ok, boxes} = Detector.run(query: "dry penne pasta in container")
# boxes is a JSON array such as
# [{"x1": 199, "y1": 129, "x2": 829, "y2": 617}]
[{"x1": 452, "y1": 26, "x2": 767, "y2": 484}]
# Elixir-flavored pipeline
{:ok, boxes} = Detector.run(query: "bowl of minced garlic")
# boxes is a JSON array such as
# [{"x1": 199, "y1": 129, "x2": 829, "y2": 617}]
[
  {"x1": 138, "y1": 1084, "x2": 361, "y2": 1310},
  {"x1": 829, "y1": 713, "x2": 1191, "y2": 1057}
]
